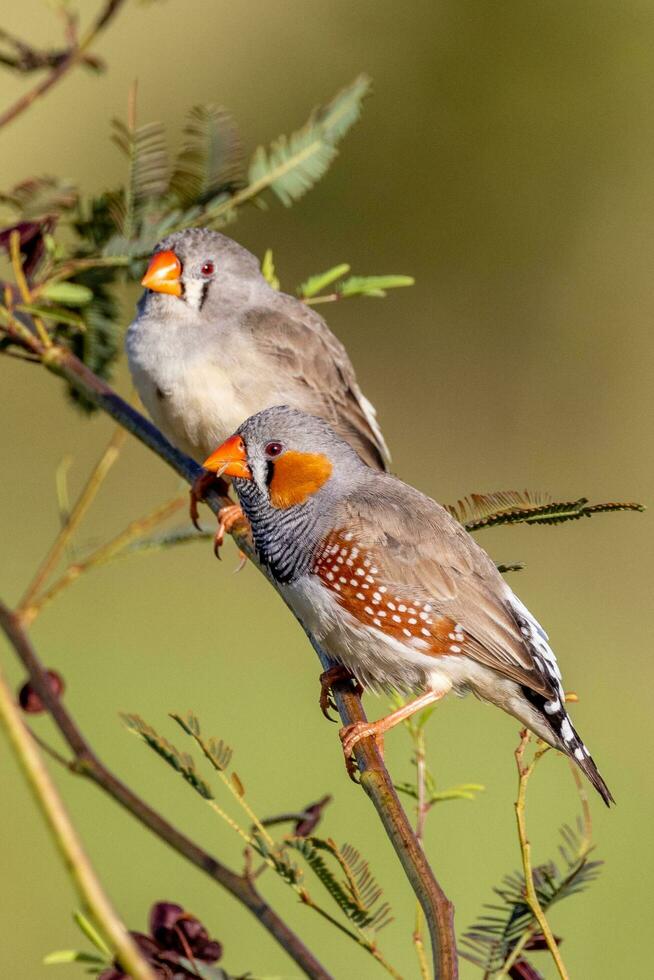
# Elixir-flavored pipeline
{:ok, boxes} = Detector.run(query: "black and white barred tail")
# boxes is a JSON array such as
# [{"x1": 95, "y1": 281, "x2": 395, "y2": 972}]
[
  {"x1": 520, "y1": 686, "x2": 614, "y2": 806},
  {"x1": 509, "y1": 594, "x2": 614, "y2": 807}
]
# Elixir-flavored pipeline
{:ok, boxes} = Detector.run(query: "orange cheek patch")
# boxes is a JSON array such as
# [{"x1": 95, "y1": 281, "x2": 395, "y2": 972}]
[{"x1": 269, "y1": 451, "x2": 333, "y2": 509}]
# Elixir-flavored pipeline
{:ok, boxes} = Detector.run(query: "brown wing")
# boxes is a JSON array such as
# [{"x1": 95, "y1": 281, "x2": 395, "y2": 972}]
[
  {"x1": 244, "y1": 300, "x2": 390, "y2": 471},
  {"x1": 321, "y1": 475, "x2": 557, "y2": 697}
]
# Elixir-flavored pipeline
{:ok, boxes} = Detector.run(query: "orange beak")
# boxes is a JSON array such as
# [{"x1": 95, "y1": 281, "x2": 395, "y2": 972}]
[
  {"x1": 203, "y1": 434, "x2": 252, "y2": 480},
  {"x1": 141, "y1": 250, "x2": 183, "y2": 297}
]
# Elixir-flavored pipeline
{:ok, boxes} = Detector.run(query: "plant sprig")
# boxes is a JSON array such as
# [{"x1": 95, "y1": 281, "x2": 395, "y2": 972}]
[
  {"x1": 123, "y1": 711, "x2": 402, "y2": 978},
  {"x1": 461, "y1": 733, "x2": 602, "y2": 978}
]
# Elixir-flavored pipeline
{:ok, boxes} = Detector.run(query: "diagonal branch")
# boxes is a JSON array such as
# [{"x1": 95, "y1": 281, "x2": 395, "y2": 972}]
[
  {"x1": 0, "y1": 600, "x2": 333, "y2": 980},
  {"x1": 0, "y1": 0, "x2": 127, "y2": 131},
  {"x1": 18, "y1": 421, "x2": 127, "y2": 614},
  {"x1": 0, "y1": 659, "x2": 155, "y2": 980},
  {"x1": 5, "y1": 332, "x2": 458, "y2": 977},
  {"x1": 514, "y1": 731, "x2": 568, "y2": 980}
]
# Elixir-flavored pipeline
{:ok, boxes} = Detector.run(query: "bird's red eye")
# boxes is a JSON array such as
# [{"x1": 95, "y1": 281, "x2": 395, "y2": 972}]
[
  {"x1": 201, "y1": 261, "x2": 215, "y2": 277},
  {"x1": 264, "y1": 441, "x2": 284, "y2": 458}
]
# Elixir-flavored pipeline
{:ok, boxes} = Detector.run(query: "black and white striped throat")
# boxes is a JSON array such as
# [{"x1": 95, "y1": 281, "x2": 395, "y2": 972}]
[{"x1": 234, "y1": 478, "x2": 321, "y2": 585}]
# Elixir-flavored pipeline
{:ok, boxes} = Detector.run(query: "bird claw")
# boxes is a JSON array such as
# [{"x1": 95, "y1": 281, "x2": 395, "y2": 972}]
[
  {"x1": 233, "y1": 550, "x2": 248, "y2": 574},
  {"x1": 318, "y1": 666, "x2": 362, "y2": 723},
  {"x1": 189, "y1": 470, "x2": 223, "y2": 530},
  {"x1": 213, "y1": 504, "x2": 246, "y2": 560},
  {"x1": 339, "y1": 721, "x2": 385, "y2": 781}
]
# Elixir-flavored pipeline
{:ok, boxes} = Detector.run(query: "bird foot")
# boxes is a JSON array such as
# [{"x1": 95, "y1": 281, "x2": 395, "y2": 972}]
[
  {"x1": 339, "y1": 721, "x2": 385, "y2": 780},
  {"x1": 318, "y1": 666, "x2": 363, "y2": 722},
  {"x1": 189, "y1": 471, "x2": 229, "y2": 530},
  {"x1": 213, "y1": 504, "x2": 247, "y2": 559}
]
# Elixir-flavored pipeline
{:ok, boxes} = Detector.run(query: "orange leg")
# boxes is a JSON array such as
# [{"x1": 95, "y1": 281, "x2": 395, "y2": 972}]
[
  {"x1": 189, "y1": 472, "x2": 230, "y2": 530},
  {"x1": 213, "y1": 503, "x2": 248, "y2": 559},
  {"x1": 339, "y1": 688, "x2": 447, "y2": 765},
  {"x1": 319, "y1": 665, "x2": 364, "y2": 722}
]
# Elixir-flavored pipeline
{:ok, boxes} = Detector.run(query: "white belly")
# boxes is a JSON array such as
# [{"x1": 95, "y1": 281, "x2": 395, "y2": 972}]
[
  {"x1": 127, "y1": 321, "x2": 286, "y2": 462},
  {"x1": 144, "y1": 361, "x2": 257, "y2": 461}
]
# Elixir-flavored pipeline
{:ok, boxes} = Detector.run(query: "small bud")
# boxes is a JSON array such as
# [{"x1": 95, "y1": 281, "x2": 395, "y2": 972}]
[
  {"x1": 509, "y1": 960, "x2": 545, "y2": 980},
  {"x1": 524, "y1": 933, "x2": 563, "y2": 951},
  {"x1": 18, "y1": 670, "x2": 65, "y2": 714},
  {"x1": 294, "y1": 794, "x2": 332, "y2": 836}
]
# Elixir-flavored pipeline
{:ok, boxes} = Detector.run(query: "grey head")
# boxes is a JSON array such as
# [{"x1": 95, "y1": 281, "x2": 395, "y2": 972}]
[
  {"x1": 138, "y1": 228, "x2": 268, "y2": 322},
  {"x1": 209, "y1": 406, "x2": 371, "y2": 583}
]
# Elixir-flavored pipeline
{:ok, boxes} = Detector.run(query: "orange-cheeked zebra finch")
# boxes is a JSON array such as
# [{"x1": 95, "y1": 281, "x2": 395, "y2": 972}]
[{"x1": 203, "y1": 405, "x2": 614, "y2": 806}]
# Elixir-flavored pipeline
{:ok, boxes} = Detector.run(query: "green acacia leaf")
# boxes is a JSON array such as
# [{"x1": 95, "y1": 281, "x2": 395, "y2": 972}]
[
  {"x1": 338, "y1": 274, "x2": 414, "y2": 298},
  {"x1": 16, "y1": 303, "x2": 86, "y2": 329},
  {"x1": 261, "y1": 249, "x2": 280, "y2": 290},
  {"x1": 122, "y1": 714, "x2": 214, "y2": 799},
  {"x1": 247, "y1": 75, "x2": 371, "y2": 207},
  {"x1": 40, "y1": 282, "x2": 94, "y2": 306},
  {"x1": 446, "y1": 489, "x2": 645, "y2": 532},
  {"x1": 298, "y1": 263, "x2": 351, "y2": 298},
  {"x1": 461, "y1": 822, "x2": 602, "y2": 972},
  {"x1": 72, "y1": 911, "x2": 112, "y2": 957},
  {"x1": 170, "y1": 104, "x2": 244, "y2": 207},
  {"x1": 44, "y1": 950, "x2": 107, "y2": 966}
]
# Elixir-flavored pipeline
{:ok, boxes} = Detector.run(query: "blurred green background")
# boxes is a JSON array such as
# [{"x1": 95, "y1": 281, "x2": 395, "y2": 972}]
[{"x1": 1, "y1": 2, "x2": 652, "y2": 977}]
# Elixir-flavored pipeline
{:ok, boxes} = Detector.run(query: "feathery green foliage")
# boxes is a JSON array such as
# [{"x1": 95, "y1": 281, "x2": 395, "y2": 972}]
[
  {"x1": 169, "y1": 104, "x2": 244, "y2": 207},
  {"x1": 119, "y1": 710, "x2": 398, "y2": 969},
  {"x1": 446, "y1": 489, "x2": 645, "y2": 532},
  {"x1": 287, "y1": 837, "x2": 393, "y2": 931},
  {"x1": 298, "y1": 263, "x2": 351, "y2": 298},
  {"x1": 110, "y1": 117, "x2": 168, "y2": 240},
  {"x1": 247, "y1": 75, "x2": 371, "y2": 207},
  {"x1": 55, "y1": 270, "x2": 122, "y2": 412},
  {"x1": 337, "y1": 274, "x2": 415, "y2": 298},
  {"x1": 461, "y1": 820, "x2": 602, "y2": 973},
  {"x1": 122, "y1": 713, "x2": 214, "y2": 800},
  {"x1": 260, "y1": 248, "x2": 280, "y2": 290},
  {"x1": 297, "y1": 265, "x2": 415, "y2": 301},
  {"x1": 170, "y1": 711, "x2": 234, "y2": 772}
]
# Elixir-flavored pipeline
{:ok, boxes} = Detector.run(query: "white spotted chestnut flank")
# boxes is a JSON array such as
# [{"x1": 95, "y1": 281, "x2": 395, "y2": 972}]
[{"x1": 312, "y1": 530, "x2": 470, "y2": 655}]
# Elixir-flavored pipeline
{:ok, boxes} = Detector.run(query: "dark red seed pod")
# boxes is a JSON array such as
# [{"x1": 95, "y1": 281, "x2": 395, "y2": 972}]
[
  {"x1": 509, "y1": 959, "x2": 545, "y2": 980},
  {"x1": 294, "y1": 794, "x2": 332, "y2": 837},
  {"x1": 18, "y1": 670, "x2": 65, "y2": 714}
]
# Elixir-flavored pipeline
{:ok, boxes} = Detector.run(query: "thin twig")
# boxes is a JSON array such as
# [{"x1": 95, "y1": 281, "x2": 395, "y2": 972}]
[
  {"x1": 31, "y1": 255, "x2": 130, "y2": 298},
  {"x1": 5, "y1": 336, "x2": 458, "y2": 978},
  {"x1": 9, "y1": 230, "x2": 50, "y2": 346},
  {"x1": 495, "y1": 925, "x2": 538, "y2": 979},
  {"x1": 303, "y1": 293, "x2": 341, "y2": 305},
  {"x1": 204, "y1": 799, "x2": 402, "y2": 977},
  {"x1": 413, "y1": 725, "x2": 431, "y2": 979},
  {"x1": 28, "y1": 726, "x2": 77, "y2": 770},
  {"x1": 0, "y1": 601, "x2": 332, "y2": 980},
  {"x1": 413, "y1": 904, "x2": 431, "y2": 980},
  {"x1": 514, "y1": 731, "x2": 568, "y2": 980},
  {"x1": 21, "y1": 494, "x2": 186, "y2": 624},
  {"x1": 0, "y1": 0, "x2": 128, "y2": 130},
  {"x1": 17, "y1": 423, "x2": 127, "y2": 615},
  {"x1": 0, "y1": 662, "x2": 155, "y2": 980}
]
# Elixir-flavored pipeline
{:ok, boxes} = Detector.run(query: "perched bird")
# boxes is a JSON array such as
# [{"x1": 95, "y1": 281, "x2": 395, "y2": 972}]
[
  {"x1": 202, "y1": 405, "x2": 613, "y2": 806},
  {"x1": 127, "y1": 229, "x2": 389, "y2": 532}
]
